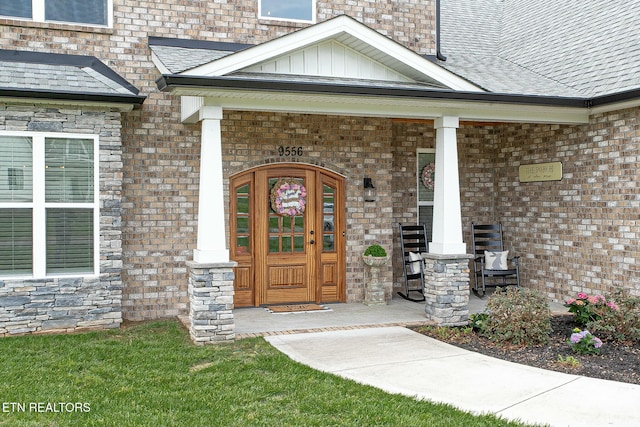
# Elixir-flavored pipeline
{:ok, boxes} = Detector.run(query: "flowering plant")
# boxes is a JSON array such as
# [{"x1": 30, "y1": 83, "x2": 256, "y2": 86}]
[
  {"x1": 568, "y1": 328, "x2": 603, "y2": 355},
  {"x1": 564, "y1": 292, "x2": 617, "y2": 326},
  {"x1": 420, "y1": 163, "x2": 435, "y2": 190}
]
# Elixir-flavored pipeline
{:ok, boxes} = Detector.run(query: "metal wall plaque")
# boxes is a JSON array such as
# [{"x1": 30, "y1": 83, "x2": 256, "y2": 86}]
[{"x1": 519, "y1": 162, "x2": 563, "y2": 183}]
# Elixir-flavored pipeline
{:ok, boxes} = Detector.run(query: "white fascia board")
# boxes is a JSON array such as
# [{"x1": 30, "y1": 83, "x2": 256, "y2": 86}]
[
  {"x1": 182, "y1": 16, "x2": 482, "y2": 92},
  {"x1": 188, "y1": 90, "x2": 589, "y2": 124},
  {"x1": 151, "y1": 51, "x2": 171, "y2": 75}
]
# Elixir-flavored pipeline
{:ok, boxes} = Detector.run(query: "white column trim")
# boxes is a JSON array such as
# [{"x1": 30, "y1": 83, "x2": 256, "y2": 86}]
[
  {"x1": 193, "y1": 105, "x2": 230, "y2": 263},
  {"x1": 430, "y1": 116, "x2": 467, "y2": 255}
]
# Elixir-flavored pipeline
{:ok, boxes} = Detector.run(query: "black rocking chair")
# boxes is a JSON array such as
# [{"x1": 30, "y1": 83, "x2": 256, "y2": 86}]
[
  {"x1": 398, "y1": 223, "x2": 429, "y2": 302},
  {"x1": 471, "y1": 222, "x2": 520, "y2": 296}
]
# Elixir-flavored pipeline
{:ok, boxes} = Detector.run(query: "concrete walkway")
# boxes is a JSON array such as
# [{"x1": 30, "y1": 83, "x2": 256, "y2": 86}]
[{"x1": 266, "y1": 326, "x2": 640, "y2": 427}]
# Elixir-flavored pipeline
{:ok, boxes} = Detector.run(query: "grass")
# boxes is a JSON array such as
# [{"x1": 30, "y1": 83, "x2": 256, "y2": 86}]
[{"x1": 0, "y1": 320, "x2": 535, "y2": 427}]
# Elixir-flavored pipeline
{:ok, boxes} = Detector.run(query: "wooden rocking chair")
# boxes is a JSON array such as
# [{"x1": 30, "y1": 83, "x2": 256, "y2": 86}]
[
  {"x1": 398, "y1": 223, "x2": 428, "y2": 302},
  {"x1": 471, "y1": 222, "x2": 520, "y2": 296}
]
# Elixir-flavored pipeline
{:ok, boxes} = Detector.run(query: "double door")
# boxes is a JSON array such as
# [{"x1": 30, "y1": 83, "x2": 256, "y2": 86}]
[{"x1": 230, "y1": 165, "x2": 345, "y2": 307}]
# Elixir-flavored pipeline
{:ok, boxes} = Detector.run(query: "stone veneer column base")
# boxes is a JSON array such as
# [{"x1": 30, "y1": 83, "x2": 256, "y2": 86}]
[
  {"x1": 186, "y1": 261, "x2": 237, "y2": 344},
  {"x1": 422, "y1": 253, "x2": 472, "y2": 326}
]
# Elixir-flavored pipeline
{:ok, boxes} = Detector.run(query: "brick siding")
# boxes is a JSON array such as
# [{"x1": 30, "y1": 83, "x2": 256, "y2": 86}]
[
  {"x1": 1, "y1": 1, "x2": 637, "y2": 322},
  {"x1": 0, "y1": 0, "x2": 437, "y2": 319}
]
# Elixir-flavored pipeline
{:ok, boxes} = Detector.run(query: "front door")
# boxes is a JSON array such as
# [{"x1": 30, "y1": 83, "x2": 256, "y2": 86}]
[{"x1": 230, "y1": 165, "x2": 345, "y2": 307}]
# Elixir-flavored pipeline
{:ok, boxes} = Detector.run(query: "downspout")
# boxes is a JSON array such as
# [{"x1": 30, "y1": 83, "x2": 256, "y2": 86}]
[{"x1": 436, "y1": 0, "x2": 447, "y2": 61}]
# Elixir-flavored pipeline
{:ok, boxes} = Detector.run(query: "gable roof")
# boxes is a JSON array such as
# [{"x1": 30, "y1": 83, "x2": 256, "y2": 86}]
[
  {"x1": 439, "y1": 0, "x2": 640, "y2": 98},
  {"x1": 151, "y1": 15, "x2": 482, "y2": 92},
  {"x1": 0, "y1": 49, "x2": 145, "y2": 108}
]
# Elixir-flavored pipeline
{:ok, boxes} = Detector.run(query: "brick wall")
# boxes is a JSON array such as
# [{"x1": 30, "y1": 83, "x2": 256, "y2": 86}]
[
  {"x1": 458, "y1": 108, "x2": 640, "y2": 302},
  {"x1": 0, "y1": 1, "x2": 438, "y2": 319},
  {"x1": 0, "y1": 105, "x2": 123, "y2": 334},
  {"x1": 391, "y1": 120, "x2": 435, "y2": 290},
  {"x1": 222, "y1": 111, "x2": 395, "y2": 302}
]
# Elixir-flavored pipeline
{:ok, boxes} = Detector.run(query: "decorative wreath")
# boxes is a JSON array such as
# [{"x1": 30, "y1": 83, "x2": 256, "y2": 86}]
[
  {"x1": 270, "y1": 177, "x2": 307, "y2": 216},
  {"x1": 421, "y1": 163, "x2": 436, "y2": 190}
]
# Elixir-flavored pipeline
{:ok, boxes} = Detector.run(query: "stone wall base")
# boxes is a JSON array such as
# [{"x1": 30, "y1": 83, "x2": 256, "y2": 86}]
[
  {"x1": 422, "y1": 254, "x2": 471, "y2": 326},
  {"x1": 187, "y1": 261, "x2": 236, "y2": 344},
  {"x1": 0, "y1": 276, "x2": 122, "y2": 336}
]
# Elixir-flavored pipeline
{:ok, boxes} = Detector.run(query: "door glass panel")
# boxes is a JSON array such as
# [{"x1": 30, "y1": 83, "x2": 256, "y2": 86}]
[
  {"x1": 322, "y1": 185, "x2": 335, "y2": 252},
  {"x1": 234, "y1": 184, "x2": 250, "y2": 254},
  {"x1": 269, "y1": 236, "x2": 279, "y2": 252},
  {"x1": 236, "y1": 217, "x2": 249, "y2": 234},
  {"x1": 268, "y1": 177, "x2": 306, "y2": 253}
]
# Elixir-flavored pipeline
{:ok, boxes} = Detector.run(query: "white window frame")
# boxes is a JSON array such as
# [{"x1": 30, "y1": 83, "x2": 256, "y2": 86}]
[
  {"x1": 258, "y1": 0, "x2": 316, "y2": 23},
  {"x1": 417, "y1": 148, "x2": 435, "y2": 238},
  {"x1": 0, "y1": 131, "x2": 100, "y2": 279},
  {"x1": 417, "y1": 148, "x2": 436, "y2": 212},
  {"x1": 1, "y1": 0, "x2": 113, "y2": 28}
]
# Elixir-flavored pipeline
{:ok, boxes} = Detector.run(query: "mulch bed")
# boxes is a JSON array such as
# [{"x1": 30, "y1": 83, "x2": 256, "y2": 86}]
[{"x1": 413, "y1": 315, "x2": 640, "y2": 385}]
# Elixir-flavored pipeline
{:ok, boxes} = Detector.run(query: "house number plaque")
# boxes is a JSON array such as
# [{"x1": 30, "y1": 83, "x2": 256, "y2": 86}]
[{"x1": 278, "y1": 146, "x2": 304, "y2": 157}]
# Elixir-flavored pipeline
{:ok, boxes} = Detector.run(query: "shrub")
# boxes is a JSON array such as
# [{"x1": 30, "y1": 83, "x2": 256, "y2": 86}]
[
  {"x1": 587, "y1": 289, "x2": 640, "y2": 344},
  {"x1": 363, "y1": 244, "x2": 387, "y2": 257},
  {"x1": 469, "y1": 312, "x2": 489, "y2": 332},
  {"x1": 482, "y1": 287, "x2": 552, "y2": 347},
  {"x1": 564, "y1": 292, "x2": 617, "y2": 326}
]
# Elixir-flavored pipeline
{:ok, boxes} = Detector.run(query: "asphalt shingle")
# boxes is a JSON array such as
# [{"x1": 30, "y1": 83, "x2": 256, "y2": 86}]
[{"x1": 440, "y1": 0, "x2": 640, "y2": 97}]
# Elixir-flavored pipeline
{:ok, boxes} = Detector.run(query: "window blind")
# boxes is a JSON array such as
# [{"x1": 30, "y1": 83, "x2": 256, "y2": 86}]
[
  {"x1": 45, "y1": 138, "x2": 93, "y2": 203},
  {"x1": 0, "y1": 209, "x2": 33, "y2": 275},
  {"x1": 0, "y1": 137, "x2": 33, "y2": 202},
  {"x1": 46, "y1": 208, "x2": 93, "y2": 274}
]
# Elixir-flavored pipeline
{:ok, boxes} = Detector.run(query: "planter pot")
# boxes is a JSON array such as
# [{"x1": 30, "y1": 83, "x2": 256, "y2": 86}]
[
  {"x1": 362, "y1": 255, "x2": 389, "y2": 267},
  {"x1": 362, "y1": 254, "x2": 388, "y2": 306}
]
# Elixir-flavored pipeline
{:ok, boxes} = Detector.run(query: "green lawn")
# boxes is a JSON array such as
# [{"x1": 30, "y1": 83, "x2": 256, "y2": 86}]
[{"x1": 0, "y1": 320, "x2": 536, "y2": 426}]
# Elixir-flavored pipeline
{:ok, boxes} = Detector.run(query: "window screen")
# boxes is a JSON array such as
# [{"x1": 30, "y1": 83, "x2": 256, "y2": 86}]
[
  {"x1": 0, "y1": 1, "x2": 32, "y2": 19},
  {"x1": 45, "y1": 0, "x2": 107, "y2": 25},
  {"x1": 260, "y1": 0, "x2": 313, "y2": 22}
]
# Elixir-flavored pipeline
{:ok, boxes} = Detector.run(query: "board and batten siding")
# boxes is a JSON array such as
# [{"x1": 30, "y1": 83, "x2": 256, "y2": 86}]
[{"x1": 243, "y1": 40, "x2": 413, "y2": 82}]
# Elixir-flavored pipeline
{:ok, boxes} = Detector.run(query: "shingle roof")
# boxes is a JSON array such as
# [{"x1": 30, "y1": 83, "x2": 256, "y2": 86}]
[
  {"x1": 0, "y1": 49, "x2": 145, "y2": 105},
  {"x1": 439, "y1": 0, "x2": 640, "y2": 98},
  {"x1": 149, "y1": 37, "x2": 254, "y2": 74}
]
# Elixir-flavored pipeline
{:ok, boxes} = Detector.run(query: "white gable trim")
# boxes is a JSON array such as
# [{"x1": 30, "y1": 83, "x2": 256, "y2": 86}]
[{"x1": 182, "y1": 15, "x2": 481, "y2": 92}]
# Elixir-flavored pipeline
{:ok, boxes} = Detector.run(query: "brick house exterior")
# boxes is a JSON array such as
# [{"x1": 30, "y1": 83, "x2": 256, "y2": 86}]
[{"x1": 0, "y1": 1, "x2": 638, "y2": 339}]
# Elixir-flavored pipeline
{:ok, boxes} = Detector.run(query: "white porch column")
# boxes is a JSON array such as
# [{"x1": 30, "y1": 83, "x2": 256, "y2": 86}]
[
  {"x1": 430, "y1": 116, "x2": 466, "y2": 254},
  {"x1": 193, "y1": 105, "x2": 229, "y2": 263}
]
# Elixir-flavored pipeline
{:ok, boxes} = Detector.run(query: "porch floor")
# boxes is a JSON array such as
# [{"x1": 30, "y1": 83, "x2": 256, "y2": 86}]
[{"x1": 235, "y1": 291, "x2": 490, "y2": 338}]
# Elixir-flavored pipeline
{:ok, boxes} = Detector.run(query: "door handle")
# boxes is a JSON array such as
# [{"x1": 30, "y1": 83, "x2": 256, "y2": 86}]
[{"x1": 309, "y1": 239, "x2": 315, "y2": 245}]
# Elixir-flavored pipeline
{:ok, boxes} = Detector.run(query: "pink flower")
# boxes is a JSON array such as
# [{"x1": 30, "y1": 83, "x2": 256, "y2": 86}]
[
  {"x1": 607, "y1": 301, "x2": 618, "y2": 310},
  {"x1": 566, "y1": 298, "x2": 576, "y2": 305},
  {"x1": 577, "y1": 292, "x2": 588, "y2": 299}
]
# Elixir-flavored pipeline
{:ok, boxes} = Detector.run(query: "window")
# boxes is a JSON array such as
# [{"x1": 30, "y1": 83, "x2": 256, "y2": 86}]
[
  {"x1": 0, "y1": 133, "x2": 98, "y2": 277},
  {"x1": 259, "y1": 0, "x2": 315, "y2": 23},
  {"x1": 0, "y1": 0, "x2": 111, "y2": 27},
  {"x1": 417, "y1": 149, "x2": 435, "y2": 241}
]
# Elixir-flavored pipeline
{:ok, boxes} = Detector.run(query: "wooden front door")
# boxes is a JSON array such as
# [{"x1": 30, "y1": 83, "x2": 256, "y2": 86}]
[{"x1": 230, "y1": 165, "x2": 345, "y2": 307}]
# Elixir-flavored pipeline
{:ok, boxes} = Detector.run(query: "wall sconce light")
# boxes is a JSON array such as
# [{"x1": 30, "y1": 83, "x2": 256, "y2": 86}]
[{"x1": 363, "y1": 177, "x2": 376, "y2": 202}]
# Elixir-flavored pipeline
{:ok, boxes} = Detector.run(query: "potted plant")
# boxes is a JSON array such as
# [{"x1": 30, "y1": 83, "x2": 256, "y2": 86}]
[
  {"x1": 362, "y1": 244, "x2": 389, "y2": 267},
  {"x1": 362, "y1": 244, "x2": 388, "y2": 306}
]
